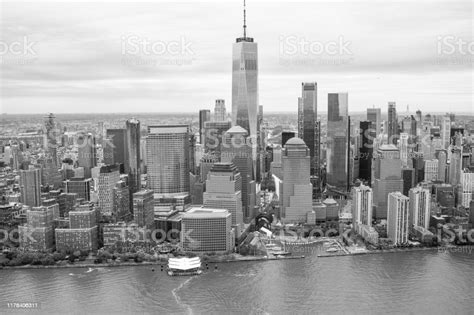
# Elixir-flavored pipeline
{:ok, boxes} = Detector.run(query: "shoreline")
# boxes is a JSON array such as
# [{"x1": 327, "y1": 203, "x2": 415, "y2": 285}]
[{"x1": 317, "y1": 245, "x2": 451, "y2": 257}]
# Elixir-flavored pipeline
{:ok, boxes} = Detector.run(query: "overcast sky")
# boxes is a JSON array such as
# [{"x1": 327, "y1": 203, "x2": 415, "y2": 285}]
[{"x1": 0, "y1": 0, "x2": 472, "y2": 114}]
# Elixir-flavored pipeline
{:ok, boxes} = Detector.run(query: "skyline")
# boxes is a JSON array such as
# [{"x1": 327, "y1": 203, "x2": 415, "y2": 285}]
[{"x1": 1, "y1": 1, "x2": 473, "y2": 114}]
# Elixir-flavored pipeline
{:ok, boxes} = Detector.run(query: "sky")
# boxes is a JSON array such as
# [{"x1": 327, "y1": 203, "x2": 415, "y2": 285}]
[{"x1": 0, "y1": 0, "x2": 472, "y2": 114}]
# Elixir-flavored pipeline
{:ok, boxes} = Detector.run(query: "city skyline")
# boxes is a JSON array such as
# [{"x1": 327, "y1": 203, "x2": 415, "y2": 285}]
[{"x1": 1, "y1": 1, "x2": 472, "y2": 114}]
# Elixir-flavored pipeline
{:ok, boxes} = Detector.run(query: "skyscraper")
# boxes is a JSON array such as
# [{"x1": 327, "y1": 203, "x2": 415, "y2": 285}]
[
  {"x1": 387, "y1": 102, "x2": 399, "y2": 145},
  {"x1": 352, "y1": 184, "x2": 373, "y2": 231},
  {"x1": 221, "y1": 126, "x2": 256, "y2": 222},
  {"x1": 98, "y1": 164, "x2": 120, "y2": 215},
  {"x1": 441, "y1": 116, "x2": 451, "y2": 149},
  {"x1": 146, "y1": 125, "x2": 190, "y2": 195},
  {"x1": 387, "y1": 192, "x2": 410, "y2": 245},
  {"x1": 44, "y1": 113, "x2": 58, "y2": 167},
  {"x1": 126, "y1": 118, "x2": 141, "y2": 195},
  {"x1": 366, "y1": 108, "x2": 381, "y2": 136},
  {"x1": 64, "y1": 177, "x2": 92, "y2": 201},
  {"x1": 133, "y1": 190, "x2": 154, "y2": 228},
  {"x1": 214, "y1": 99, "x2": 226, "y2": 121},
  {"x1": 203, "y1": 162, "x2": 243, "y2": 225},
  {"x1": 280, "y1": 137, "x2": 313, "y2": 223},
  {"x1": 359, "y1": 121, "x2": 373, "y2": 184},
  {"x1": 203, "y1": 120, "x2": 232, "y2": 158},
  {"x1": 298, "y1": 82, "x2": 319, "y2": 176},
  {"x1": 449, "y1": 147, "x2": 462, "y2": 186},
  {"x1": 105, "y1": 129, "x2": 127, "y2": 171},
  {"x1": 20, "y1": 168, "x2": 42, "y2": 207},
  {"x1": 326, "y1": 92, "x2": 349, "y2": 191},
  {"x1": 77, "y1": 133, "x2": 97, "y2": 178},
  {"x1": 409, "y1": 187, "x2": 430, "y2": 229},
  {"x1": 199, "y1": 109, "x2": 211, "y2": 145},
  {"x1": 232, "y1": 1, "x2": 258, "y2": 176}
]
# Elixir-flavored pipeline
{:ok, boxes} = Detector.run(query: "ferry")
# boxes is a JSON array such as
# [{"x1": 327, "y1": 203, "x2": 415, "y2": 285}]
[
  {"x1": 325, "y1": 247, "x2": 340, "y2": 253},
  {"x1": 167, "y1": 257, "x2": 203, "y2": 276}
]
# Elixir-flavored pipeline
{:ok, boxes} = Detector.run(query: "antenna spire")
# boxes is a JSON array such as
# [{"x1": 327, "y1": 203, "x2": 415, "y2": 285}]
[{"x1": 243, "y1": 0, "x2": 247, "y2": 38}]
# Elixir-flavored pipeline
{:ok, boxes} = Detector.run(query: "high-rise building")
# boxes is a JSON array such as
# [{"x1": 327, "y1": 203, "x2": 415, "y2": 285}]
[
  {"x1": 437, "y1": 150, "x2": 448, "y2": 182},
  {"x1": 359, "y1": 121, "x2": 374, "y2": 184},
  {"x1": 146, "y1": 125, "x2": 190, "y2": 195},
  {"x1": 214, "y1": 99, "x2": 227, "y2": 121},
  {"x1": 126, "y1": 118, "x2": 141, "y2": 196},
  {"x1": 44, "y1": 113, "x2": 58, "y2": 167},
  {"x1": 399, "y1": 133, "x2": 409, "y2": 167},
  {"x1": 280, "y1": 137, "x2": 313, "y2": 223},
  {"x1": 203, "y1": 121, "x2": 232, "y2": 158},
  {"x1": 77, "y1": 133, "x2": 97, "y2": 178},
  {"x1": 459, "y1": 169, "x2": 474, "y2": 208},
  {"x1": 387, "y1": 192, "x2": 410, "y2": 245},
  {"x1": 98, "y1": 164, "x2": 120, "y2": 215},
  {"x1": 55, "y1": 205, "x2": 98, "y2": 252},
  {"x1": 221, "y1": 126, "x2": 256, "y2": 222},
  {"x1": 133, "y1": 190, "x2": 154, "y2": 228},
  {"x1": 409, "y1": 187, "x2": 430, "y2": 229},
  {"x1": 449, "y1": 147, "x2": 462, "y2": 186},
  {"x1": 105, "y1": 129, "x2": 127, "y2": 171},
  {"x1": 282, "y1": 131, "x2": 296, "y2": 147},
  {"x1": 373, "y1": 145, "x2": 403, "y2": 219},
  {"x1": 232, "y1": 1, "x2": 258, "y2": 176},
  {"x1": 387, "y1": 102, "x2": 399, "y2": 145},
  {"x1": 327, "y1": 92, "x2": 349, "y2": 191},
  {"x1": 401, "y1": 167, "x2": 415, "y2": 196},
  {"x1": 351, "y1": 184, "x2": 373, "y2": 231},
  {"x1": 297, "y1": 82, "x2": 320, "y2": 176},
  {"x1": 200, "y1": 153, "x2": 219, "y2": 182},
  {"x1": 424, "y1": 159, "x2": 439, "y2": 181},
  {"x1": 367, "y1": 108, "x2": 381, "y2": 136},
  {"x1": 113, "y1": 180, "x2": 130, "y2": 221},
  {"x1": 20, "y1": 168, "x2": 42, "y2": 207},
  {"x1": 203, "y1": 162, "x2": 243, "y2": 225},
  {"x1": 441, "y1": 116, "x2": 451, "y2": 149},
  {"x1": 64, "y1": 178, "x2": 92, "y2": 201},
  {"x1": 19, "y1": 206, "x2": 55, "y2": 251},
  {"x1": 180, "y1": 207, "x2": 234, "y2": 254},
  {"x1": 199, "y1": 109, "x2": 211, "y2": 145}
]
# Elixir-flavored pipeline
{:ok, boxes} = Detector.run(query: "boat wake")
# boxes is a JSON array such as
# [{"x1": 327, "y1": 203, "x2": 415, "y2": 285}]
[{"x1": 171, "y1": 276, "x2": 196, "y2": 315}]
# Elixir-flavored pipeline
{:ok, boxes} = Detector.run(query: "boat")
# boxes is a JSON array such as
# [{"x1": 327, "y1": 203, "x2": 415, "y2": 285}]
[
  {"x1": 167, "y1": 257, "x2": 203, "y2": 276},
  {"x1": 326, "y1": 247, "x2": 339, "y2": 253}
]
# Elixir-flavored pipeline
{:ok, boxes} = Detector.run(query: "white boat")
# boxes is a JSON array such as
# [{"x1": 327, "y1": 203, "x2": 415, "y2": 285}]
[{"x1": 167, "y1": 257, "x2": 202, "y2": 276}]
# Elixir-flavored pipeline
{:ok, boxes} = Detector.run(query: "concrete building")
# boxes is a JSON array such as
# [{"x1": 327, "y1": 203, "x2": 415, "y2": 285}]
[
  {"x1": 387, "y1": 192, "x2": 410, "y2": 245},
  {"x1": 409, "y1": 187, "x2": 431, "y2": 229},
  {"x1": 424, "y1": 159, "x2": 439, "y2": 182},
  {"x1": 352, "y1": 184, "x2": 373, "y2": 232},
  {"x1": 459, "y1": 169, "x2": 474, "y2": 208},
  {"x1": 113, "y1": 180, "x2": 130, "y2": 221},
  {"x1": 77, "y1": 133, "x2": 97, "y2": 178},
  {"x1": 64, "y1": 178, "x2": 92, "y2": 201},
  {"x1": 98, "y1": 164, "x2": 120, "y2": 215},
  {"x1": 133, "y1": 190, "x2": 154, "y2": 229},
  {"x1": 214, "y1": 99, "x2": 227, "y2": 122},
  {"x1": 367, "y1": 108, "x2": 381, "y2": 136},
  {"x1": 55, "y1": 205, "x2": 98, "y2": 252},
  {"x1": 280, "y1": 137, "x2": 312, "y2": 223},
  {"x1": 19, "y1": 168, "x2": 42, "y2": 207},
  {"x1": 180, "y1": 207, "x2": 234, "y2": 254},
  {"x1": 387, "y1": 102, "x2": 399, "y2": 145},
  {"x1": 19, "y1": 206, "x2": 55, "y2": 250},
  {"x1": 199, "y1": 109, "x2": 211, "y2": 145}
]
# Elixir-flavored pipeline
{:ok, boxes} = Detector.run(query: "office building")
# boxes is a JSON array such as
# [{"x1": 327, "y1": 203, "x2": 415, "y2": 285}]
[
  {"x1": 203, "y1": 162, "x2": 243, "y2": 225},
  {"x1": 203, "y1": 121, "x2": 232, "y2": 157},
  {"x1": 459, "y1": 169, "x2": 474, "y2": 208},
  {"x1": 77, "y1": 133, "x2": 97, "y2": 178},
  {"x1": 126, "y1": 118, "x2": 141, "y2": 195},
  {"x1": 280, "y1": 137, "x2": 313, "y2": 223},
  {"x1": 424, "y1": 159, "x2": 439, "y2": 182},
  {"x1": 113, "y1": 180, "x2": 131, "y2": 221},
  {"x1": 20, "y1": 168, "x2": 42, "y2": 207},
  {"x1": 387, "y1": 192, "x2": 410, "y2": 245},
  {"x1": 65, "y1": 177, "x2": 92, "y2": 201},
  {"x1": 351, "y1": 184, "x2": 373, "y2": 231},
  {"x1": 409, "y1": 187, "x2": 431, "y2": 229},
  {"x1": 214, "y1": 99, "x2": 227, "y2": 121},
  {"x1": 441, "y1": 116, "x2": 451, "y2": 148},
  {"x1": 387, "y1": 102, "x2": 398, "y2": 145},
  {"x1": 359, "y1": 121, "x2": 374, "y2": 184},
  {"x1": 98, "y1": 164, "x2": 120, "y2": 215},
  {"x1": 105, "y1": 129, "x2": 127, "y2": 171},
  {"x1": 449, "y1": 147, "x2": 462, "y2": 186},
  {"x1": 133, "y1": 190, "x2": 154, "y2": 228},
  {"x1": 146, "y1": 125, "x2": 190, "y2": 195},
  {"x1": 199, "y1": 109, "x2": 211, "y2": 145},
  {"x1": 181, "y1": 207, "x2": 234, "y2": 254},
  {"x1": 367, "y1": 108, "x2": 381, "y2": 136},
  {"x1": 297, "y1": 82, "x2": 320, "y2": 176},
  {"x1": 282, "y1": 131, "x2": 296, "y2": 147},
  {"x1": 19, "y1": 206, "x2": 55, "y2": 251},
  {"x1": 326, "y1": 92, "x2": 349, "y2": 191},
  {"x1": 55, "y1": 205, "x2": 98, "y2": 252}
]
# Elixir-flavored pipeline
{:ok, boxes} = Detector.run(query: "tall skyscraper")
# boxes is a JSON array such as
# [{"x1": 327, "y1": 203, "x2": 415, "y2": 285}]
[
  {"x1": 77, "y1": 133, "x2": 97, "y2": 178},
  {"x1": 459, "y1": 169, "x2": 474, "y2": 208},
  {"x1": 387, "y1": 192, "x2": 410, "y2": 245},
  {"x1": 387, "y1": 102, "x2": 399, "y2": 145},
  {"x1": 449, "y1": 147, "x2": 462, "y2": 186},
  {"x1": 280, "y1": 137, "x2": 313, "y2": 223},
  {"x1": 352, "y1": 184, "x2": 373, "y2": 231},
  {"x1": 133, "y1": 190, "x2": 154, "y2": 228},
  {"x1": 105, "y1": 129, "x2": 127, "y2": 171},
  {"x1": 441, "y1": 116, "x2": 451, "y2": 149},
  {"x1": 367, "y1": 108, "x2": 381, "y2": 136},
  {"x1": 20, "y1": 168, "x2": 42, "y2": 207},
  {"x1": 113, "y1": 180, "x2": 130, "y2": 221},
  {"x1": 221, "y1": 126, "x2": 256, "y2": 222},
  {"x1": 44, "y1": 113, "x2": 58, "y2": 167},
  {"x1": 64, "y1": 177, "x2": 92, "y2": 201},
  {"x1": 214, "y1": 99, "x2": 226, "y2": 121},
  {"x1": 409, "y1": 187, "x2": 430, "y2": 229},
  {"x1": 373, "y1": 145, "x2": 403, "y2": 219},
  {"x1": 326, "y1": 92, "x2": 349, "y2": 191},
  {"x1": 298, "y1": 82, "x2": 319, "y2": 176},
  {"x1": 203, "y1": 120, "x2": 232, "y2": 158},
  {"x1": 399, "y1": 133, "x2": 410, "y2": 167},
  {"x1": 146, "y1": 125, "x2": 190, "y2": 195},
  {"x1": 203, "y1": 162, "x2": 243, "y2": 225},
  {"x1": 359, "y1": 121, "x2": 373, "y2": 184},
  {"x1": 424, "y1": 159, "x2": 439, "y2": 181},
  {"x1": 126, "y1": 118, "x2": 141, "y2": 195},
  {"x1": 98, "y1": 164, "x2": 120, "y2": 215},
  {"x1": 232, "y1": 1, "x2": 258, "y2": 176},
  {"x1": 199, "y1": 109, "x2": 211, "y2": 145}
]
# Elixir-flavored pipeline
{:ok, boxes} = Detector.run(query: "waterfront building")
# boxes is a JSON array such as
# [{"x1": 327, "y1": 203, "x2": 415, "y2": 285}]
[
  {"x1": 203, "y1": 162, "x2": 243, "y2": 225},
  {"x1": 103, "y1": 223, "x2": 148, "y2": 247},
  {"x1": 19, "y1": 206, "x2": 55, "y2": 251},
  {"x1": 280, "y1": 137, "x2": 312, "y2": 223},
  {"x1": 409, "y1": 187, "x2": 431, "y2": 229},
  {"x1": 133, "y1": 190, "x2": 154, "y2": 229},
  {"x1": 55, "y1": 206, "x2": 98, "y2": 252},
  {"x1": 113, "y1": 180, "x2": 131, "y2": 221},
  {"x1": 387, "y1": 192, "x2": 410, "y2": 245},
  {"x1": 351, "y1": 184, "x2": 373, "y2": 232},
  {"x1": 180, "y1": 207, "x2": 234, "y2": 254}
]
